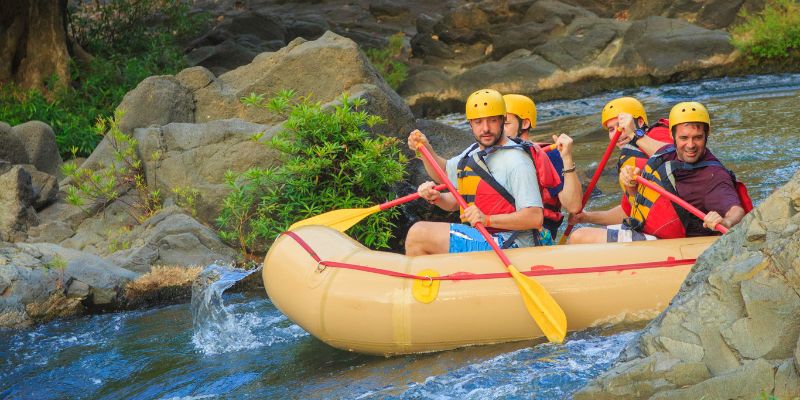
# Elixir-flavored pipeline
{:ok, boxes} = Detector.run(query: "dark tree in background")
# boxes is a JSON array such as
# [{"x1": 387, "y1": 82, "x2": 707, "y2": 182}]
[{"x1": 0, "y1": 0, "x2": 71, "y2": 91}]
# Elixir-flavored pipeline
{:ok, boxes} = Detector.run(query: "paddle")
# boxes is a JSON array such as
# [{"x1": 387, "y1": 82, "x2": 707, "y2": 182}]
[
  {"x1": 558, "y1": 128, "x2": 623, "y2": 244},
  {"x1": 289, "y1": 184, "x2": 447, "y2": 232},
  {"x1": 635, "y1": 176, "x2": 729, "y2": 234},
  {"x1": 416, "y1": 143, "x2": 567, "y2": 343}
]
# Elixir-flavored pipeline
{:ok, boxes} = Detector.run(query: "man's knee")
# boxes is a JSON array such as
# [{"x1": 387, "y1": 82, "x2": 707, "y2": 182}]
[
  {"x1": 405, "y1": 222, "x2": 448, "y2": 255},
  {"x1": 568, "y1": 227, "x2": 606, "y2": 244}
]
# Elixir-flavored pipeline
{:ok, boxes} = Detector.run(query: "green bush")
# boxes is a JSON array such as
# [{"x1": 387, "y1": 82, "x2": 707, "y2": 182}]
[
  {"x1": 731, "y1": 0, "x2": 800, "y2": 59},
  {"x1": 365, "y1": 33, "x2": 409, "y2": 90},
  {"x1": 61, "y1": 110, "x2": 163, "y2": 221},
  {"x1": 0, "y1": 0, "x2": 205, "y2": 157},
  {"x1": 217, "y1": 90, "x2": 407, "y2": 256}
]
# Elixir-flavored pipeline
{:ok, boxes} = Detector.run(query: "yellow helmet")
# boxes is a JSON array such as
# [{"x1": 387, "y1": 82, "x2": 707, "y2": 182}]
[
  {"x1": 669, "y1": 102, "x2": 710, "y2": 131},
  {"x1": 601, "y1": 97, "x2": 648, "y2": 128},
  {"x1": 465, "y1": 89, "x2": 506, "y2": 120},
  {"x1": 502, "y1": 94, "x2": 537, "y2": 128}
]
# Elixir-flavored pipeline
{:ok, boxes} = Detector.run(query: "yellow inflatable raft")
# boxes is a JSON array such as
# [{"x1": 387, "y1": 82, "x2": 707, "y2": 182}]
[{"x1": 263, "y1": 225, "x2": 716, "y2": 356}]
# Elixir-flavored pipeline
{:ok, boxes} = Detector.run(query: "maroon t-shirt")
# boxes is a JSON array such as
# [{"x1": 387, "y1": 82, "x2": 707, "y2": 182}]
[{"x1": 657, "y1": 145, "x2": 742, "y2": 236}]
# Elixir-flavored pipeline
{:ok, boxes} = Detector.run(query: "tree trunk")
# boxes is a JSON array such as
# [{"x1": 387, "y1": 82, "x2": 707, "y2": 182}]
[{"x1": 0, "y1": 0, "x2": 70, "y2": 91}]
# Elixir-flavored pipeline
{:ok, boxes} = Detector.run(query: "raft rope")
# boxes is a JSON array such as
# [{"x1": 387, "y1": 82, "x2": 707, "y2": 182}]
[{"x1": 283, "y1": 231, "x2": 697, "y2": 281}]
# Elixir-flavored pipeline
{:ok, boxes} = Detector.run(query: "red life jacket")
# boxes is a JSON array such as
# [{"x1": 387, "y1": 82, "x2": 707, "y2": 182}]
[
  {"x1": 617, "y1": 119, "x2": 672, "y2": 207},
  {"x1": 621, "y1": 145, "x2": 752, "y2": 238},
  {"x1": 456, "y1": 140, "x2": 562, "y2": 235}
]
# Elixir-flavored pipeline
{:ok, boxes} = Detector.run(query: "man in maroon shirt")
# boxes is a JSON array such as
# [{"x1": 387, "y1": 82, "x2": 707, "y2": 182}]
[{"x1": 570, "y1": 101, "x2": 746, "y2": 242}]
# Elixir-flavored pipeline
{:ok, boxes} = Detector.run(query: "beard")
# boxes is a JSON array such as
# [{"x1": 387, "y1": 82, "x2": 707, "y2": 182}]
[{"x1": 473, "y1": 129, "x2": 504, "y2": 148}]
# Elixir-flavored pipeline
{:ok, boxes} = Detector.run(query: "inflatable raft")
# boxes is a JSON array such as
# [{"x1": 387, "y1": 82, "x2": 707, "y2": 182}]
[{"x1": 263, "y1": 225, "x2": 716, "y2": 356}]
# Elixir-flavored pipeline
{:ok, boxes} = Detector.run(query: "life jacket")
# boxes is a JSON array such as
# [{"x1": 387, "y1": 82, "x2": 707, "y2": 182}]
[
  {"x1": 616, "y1": 119, "x2": 672, "y2": 173},
  {"x1": 532, "y1": 140, "x2": 567, "y2": 236},
  {"x1": 456, "y1": 140, "x2": 562, "y2": 236},
  {"x1": 621, "y1": 145, "x2": 753, "y2": 238}
]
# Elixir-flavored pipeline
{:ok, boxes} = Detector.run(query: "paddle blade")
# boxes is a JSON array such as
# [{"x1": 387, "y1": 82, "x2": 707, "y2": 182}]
[
  {"x1": 288, "y1": 205, "x2": 382, "y2": 232},
  {"x1": 508, "y1": 265, "x2": 567, "y2": 343}
]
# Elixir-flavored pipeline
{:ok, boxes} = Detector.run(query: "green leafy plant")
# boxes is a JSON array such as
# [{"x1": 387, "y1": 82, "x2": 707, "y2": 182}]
[
  {"x1": 217, "y1": 90, "x2": 407, "y2": 257},
  {"x1": 0, "y1": 0, "x2": 205, "y2": 157},
  {"x1": 44, "y1": 255, "x2": 68, "y2": 289},
  {"x1": 731, "y1": 0, "x2": 800, "y2": 59},
  {"x1": 172, "y1": 186, "x2": 201, "y2": 217},
  {"x1": 61, "y1": 110, "x2": 162, "y2": 221},
  {"x1": 365, "y1": 33, "x2": 409, "y2": 90}
]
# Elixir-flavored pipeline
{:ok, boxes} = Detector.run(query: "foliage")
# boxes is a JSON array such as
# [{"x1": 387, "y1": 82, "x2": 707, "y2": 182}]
[
  {"x1": 217, "y1": 90, "x2": 407, "y2": 256},
  {"x1": 365, "y1": 33, "x2": 409, "y2": 90},
  {"x1": 172, "y1": 186, "x2": 201, "y2": 217},
  {"x1": 731, "y1": 0, "x2": 800, "y2": 59},
  {"x1": 61, "y1": 110, "x2": 162, "y2": 222},
  {"x1": 0, "y1": 0, "x2": 205, "y2": 157}
]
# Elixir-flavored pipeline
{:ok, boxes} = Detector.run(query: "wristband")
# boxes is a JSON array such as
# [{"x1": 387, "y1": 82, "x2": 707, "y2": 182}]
[
  {"x1": 563, "y1": 164, "x2": 576, "y2": 173},
  {"x1": 485, "y1": 214, "x2": 491, "y2": 228}
]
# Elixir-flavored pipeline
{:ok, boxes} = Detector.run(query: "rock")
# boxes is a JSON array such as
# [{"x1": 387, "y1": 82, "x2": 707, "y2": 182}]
[
  {"x1": 134, "y1": 119, "x2": 277, "y2": 225},
  {"x1": 369, "y1": 1, "x2": 409, "y2": 18},
  {"x1": 775, "y1": 359, "x2": 800, "y2": 398},
  {"x1": 0, "y1": 122, "x2": 28, "y2": 165},
  {"x1": 186, "y1": 39, "x2": 259, "y2": 77},
  {"x1": 576, "y1": 169, "x2": 800, "y2": 398},
  {"x1": 192, "y1": 31, "x2": 415, "y2": 138},
  {"x1": 453, "y1": 54, "x2": 560, "y2": 95},
  {"x1": 524, "y1": 0, "x2": 597, "y2": 26},
  {"x1": 611, "y1": 16, "x2": 735, "y2": 76},
  {"x1": 285, "y1": 16, "x2": 330, "y2": 41},
  {"x1": 9, "y1": 121, "x2": 62, "y2": 176},
  {"x1": 116, "y1": 75, "x2": 195, "y2": 134},
  {"x1": 107, "y1": 207, "x2": 237, "y2": 273},
  {"x1": 410, "y1": 32, "x2": 455, "y2": 60},
  {"x1": 25, "y1": 220, "x2": 74, "y2": 244},
  {"x1": 0, "y1": 242, "x2": 138, "y2": 327},
  {"x1": 220, "y1": 10, "x2": 286, "y2": 44},
  {"x1": 17, "y1": 164, "x2": 58, "y2": 210},
  {"x1": 533, "y1": 17, "x2": 629, "y2": 70},
  {"x1": 175, "y1": 66, "x2": 216, "y2": 92},
  {"x1": 492, "y1": 21, "x2": 558, "y2": 60},
  {"x1": 629, "y1": 0, "x2": 758, "y2": 30},
  {"x1": 0, "y1": 166, "x2": 38, "y2": 242},
  {"x1": 433, "y1": 3, "x2": 491, "y2": 44}
]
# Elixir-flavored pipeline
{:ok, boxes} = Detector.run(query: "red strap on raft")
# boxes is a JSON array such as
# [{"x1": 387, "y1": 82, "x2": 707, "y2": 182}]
[{"x1": 282, "y1": 231, "x2": 696, "y2": 281}]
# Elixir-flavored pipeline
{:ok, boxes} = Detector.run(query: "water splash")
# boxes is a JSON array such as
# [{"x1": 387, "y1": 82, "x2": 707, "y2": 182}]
[{"x1": 190, "y1": 264, "x2": 263, "y2": 355}]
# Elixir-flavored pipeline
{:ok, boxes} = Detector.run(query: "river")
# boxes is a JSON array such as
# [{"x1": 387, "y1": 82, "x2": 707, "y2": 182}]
[{"x1": 2, "y1": 73, "x2": 799, "y2": 399}]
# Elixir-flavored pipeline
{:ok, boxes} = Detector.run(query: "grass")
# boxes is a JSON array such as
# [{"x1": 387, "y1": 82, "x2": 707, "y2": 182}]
[{"x1": 731, "y1": 0, "x2": 800, "y2": 59}]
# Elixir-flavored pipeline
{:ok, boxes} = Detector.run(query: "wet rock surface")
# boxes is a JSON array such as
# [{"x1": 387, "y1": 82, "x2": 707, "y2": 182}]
[{"x1": 575, "y1": 169, "x2": 800, "y2": 399}]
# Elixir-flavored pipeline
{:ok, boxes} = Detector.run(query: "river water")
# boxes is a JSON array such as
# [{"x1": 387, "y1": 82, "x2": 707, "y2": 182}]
[{"x1": 2, "y1": 74, "x2": 799, "y2": 399}]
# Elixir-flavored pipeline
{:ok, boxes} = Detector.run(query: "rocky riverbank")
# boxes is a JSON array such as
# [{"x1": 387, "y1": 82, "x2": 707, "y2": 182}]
[
  {"x1": 574, "y1": 169, "x2": 800, "y2": 399},
  {"x1": 184, "y1": 0, "x2": 785, "y2": 116}
]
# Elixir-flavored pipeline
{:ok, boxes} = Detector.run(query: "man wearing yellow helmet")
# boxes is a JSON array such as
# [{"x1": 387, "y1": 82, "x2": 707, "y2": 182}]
[
  {"x1": 405, "y1": 89, "x2": 545, "y2": 255},
  {"x1": 502, "y1": 94, "x2": 582, "y2": 238},
  {"x1": 571, "y1": 101, "x2": 748, "y2": 243},
  {"x1": 568, "y1": 97, "x2": 673, "y2": 243}
]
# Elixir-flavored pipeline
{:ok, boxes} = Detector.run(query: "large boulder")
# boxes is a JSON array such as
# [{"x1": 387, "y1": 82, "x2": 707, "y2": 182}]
[
  {"x1": 611, "y1": 16, "x2": 735, "y2": 76},
  {"x1": 0, "y1": 122, "x2": 28, "y2": 165},
  {"x1": 134, "y1": 118, "x2": 277, "y2": 224},
  {"x1": 533, "y1": 17, "x2": 630, "y2": 70},
  {"x1": 0, "y1": 166, "x2": 38, "y2": 242},
  {"x1": 575, "y1": 169, "x2": 800, "y2": 399},
  {"x1": 107, "y1": 207, "x2": 237, "y2": 274},
  {"x1": 116, "y1": 75, "x2": 195, "y2": 134},
  {"x1": 9, "y1": 121, "x2": 62, "y2": 176},
  {"x1": 0, "y1": 242, "x2": 138, "y2": 328},
  {"x1": 192, "y1": 31, "x2": 416, "y2": 138}
]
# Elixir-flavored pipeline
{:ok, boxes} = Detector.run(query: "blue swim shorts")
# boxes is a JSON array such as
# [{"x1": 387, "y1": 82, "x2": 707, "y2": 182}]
[{"x1": 448, "y1": 224, "x2": 517, "y2": 253}]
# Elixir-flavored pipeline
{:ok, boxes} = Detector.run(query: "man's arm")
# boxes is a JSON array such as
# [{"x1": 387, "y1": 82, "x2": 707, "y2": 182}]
[
  {"x1": 570, "y1": 205, "x2": 627, "y2": 226},
  {"x1": 463, "y1": 205, "x2": 543, "y2": 231},
  {"x1": 634, "y1": 135, "x2": 666, "y2": 157},
  {"x1": 408, "y1": 129, "x2": 447, "y2": 182},
  {"x1": 552, "y1": 134, "x2": 582, "y2": 214}
]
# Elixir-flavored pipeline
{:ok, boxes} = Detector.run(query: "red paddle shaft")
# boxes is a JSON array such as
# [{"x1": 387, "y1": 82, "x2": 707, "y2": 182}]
[
  {"x1": 379, "y1": 184, "x2": 447, "y2": 210},
  {"x1": 635, "y1": 176, "x2": 729, "y2": 234}
]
